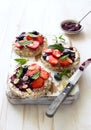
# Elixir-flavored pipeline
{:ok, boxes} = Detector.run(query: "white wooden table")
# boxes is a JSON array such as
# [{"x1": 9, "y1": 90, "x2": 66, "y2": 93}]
[{"x1": 0, "y1": 0, "x2": 91, "y2": 130}]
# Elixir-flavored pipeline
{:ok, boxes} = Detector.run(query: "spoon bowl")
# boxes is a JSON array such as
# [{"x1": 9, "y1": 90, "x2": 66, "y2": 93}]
[
  {"x1": 60, "y1": 19, "x2": 83, "y2": 35},
  {"x1": 60, "y1": 11, "x2": 91, "y2": 35}
]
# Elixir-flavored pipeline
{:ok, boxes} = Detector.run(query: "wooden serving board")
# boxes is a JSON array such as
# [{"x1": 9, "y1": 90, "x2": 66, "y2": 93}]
[
  {"x1": 6, "y1": 34, "x2": 80, "y2": 105},
  {"x1": 6, "y1": 83, "x2": 79, "y2": 104}
]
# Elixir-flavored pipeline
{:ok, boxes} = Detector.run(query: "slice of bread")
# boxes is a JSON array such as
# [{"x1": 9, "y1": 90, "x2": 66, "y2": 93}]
[
  {"x1": 13, "y1": 31, "x2": 47, "y2": 57},
  {"x1": 8, "y1": 63, "x2": 54, "y2": 98},
  {"x1": 41, "y1": 47, "x2": 80, "y2": 71},
  {"x1": 41, "y1": 34, "x2": 80, "y2": 71}
]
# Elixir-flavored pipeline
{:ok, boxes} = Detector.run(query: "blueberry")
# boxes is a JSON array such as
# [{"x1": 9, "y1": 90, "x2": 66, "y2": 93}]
[
  {"x1": 29, "y1": 76, "x2": 34, "y2": 82},
  {"x1": 16, "y1": 36, "x2": 24, "y2": 41},
  {"x1": 58, "y1": 42, "x2": 62, "y2": 46},
  {"x1": 54, "y1": 72, "x2": 62, "y2": 81},
  {"x1": 23, "y1": 66, "x2": 28, "y2": 74},
  {"x1": 69, "y1": 52, "x2": 75, "y2": 61},
  {"x1": 63, "y1": 49, "x2": 71, "y2": 55},
  {"x1": 20, "y1": 32, "x2": 26, "y2": 35},
  {"x1": 32, "y1": 31, "x2": 39, "y2": 35},
  {"x1": 42, "y1": 53, "x2": 48, "y2": 60},
  {"x1": 69, "y1": 47, "x2": 73, "y2": 50}
]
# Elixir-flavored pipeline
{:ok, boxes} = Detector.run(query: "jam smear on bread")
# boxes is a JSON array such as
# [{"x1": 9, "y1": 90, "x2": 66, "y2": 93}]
[{"x1": 10, "y1": 64, "x2": 50, "y2": 91}]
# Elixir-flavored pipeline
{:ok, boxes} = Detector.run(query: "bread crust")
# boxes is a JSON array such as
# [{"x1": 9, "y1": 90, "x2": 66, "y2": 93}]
[
  {"x1": 8, "y1": 65, "x2": 54, "y2": 98},
  {"x1": 8, "y1": 77, "x2": 53, "y2": 98}
]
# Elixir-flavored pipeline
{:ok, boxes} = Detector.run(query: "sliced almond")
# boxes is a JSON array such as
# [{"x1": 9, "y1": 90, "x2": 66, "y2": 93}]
[
  {"x1": 28, "y1": 66, "x2": 35, "y2": 70},
  {"x1": 14, "y1": 79, "x2": 19, "y2": 84},
  {"x1": 22, "y1": 84, "x2": 28, "y2": 89}
]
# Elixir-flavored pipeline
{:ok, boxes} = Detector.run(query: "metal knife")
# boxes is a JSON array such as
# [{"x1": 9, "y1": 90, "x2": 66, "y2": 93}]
[{"x1": 46, "y1": 58, "x2": 91, "y2": 117}]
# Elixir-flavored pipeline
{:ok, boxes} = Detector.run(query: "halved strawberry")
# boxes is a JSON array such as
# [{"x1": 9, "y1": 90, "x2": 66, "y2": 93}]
[
  {"x1": 44, "y1": 48, "x2": 53, "y2": 54},
  {"x1": 36, "y1": 35, "x2": 44, "y2": 44},
  {"x1": 26, "y1": 64, "x2": 41, "y2": 76},
  {"x1": 40, "y1": 69, "x2": 50, "y2": 80},
  {"x1": 47, "y1": 55, "x2": 58, "y2": 66},
  {"x1": 26, "y1": 35, "x2": 32, "y2": 41},
  {"x1": 15, "y1": 42, "x2": 23, "y2": 49},
  {"x1": 52, "y1": 49, "x2": 62, "y2": 58},
  {"x1": 32, "y1": 77, "x2": 44, "y2": 89},
  {"x1": 26, "y1": 41, "x2": 40, "y2": 50},
  {"x1": 60, "y1": 58, "x2": 72, "y2": 67}
]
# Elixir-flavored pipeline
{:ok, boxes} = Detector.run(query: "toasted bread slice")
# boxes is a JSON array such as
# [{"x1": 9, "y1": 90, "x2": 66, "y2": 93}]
[
  {"x1": 8, "y1": 63, "x2": 54, "y2": 98},
  {"x1": 13, "y1": 31, "x2": 47, "y2": 57},
  {"x1": 41, "y1": 47, "x2": 80, "y2": 71}
]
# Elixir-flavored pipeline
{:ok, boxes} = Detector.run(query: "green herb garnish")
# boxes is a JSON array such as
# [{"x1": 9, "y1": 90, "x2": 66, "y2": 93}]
[
  {"x1": 14, "y1": 58, "x2": 28, "y2": 65},
  {"x1": 49, "y1": 44, "x2": 64, "y2": 51},
  {"x1": 55, "y1": 36, "x2": 58, "y2": 44},
  {"x1": 16, "y1": 67, "x2": 23, "y2": 78},
  {"x1": 28, "y1": 32, "x2": 38, "y2": 37},
  {"x1": 19, "y1": 40, "x2": 32, "y2": 46},
  {"x1": 32, "y1": 71, "x2": 40, "y2": 79},
  {"x1": 60, "y1": 54, "x2": 69, "y2": 60},
  {"x1": 56, "y1": 69, "x2": 70, "y2": 79},
  {"x1": 62, "y1": 69, "x2": 70, "y2": 77},
  {"x1": 59, "y1": 35, "x2": 65, "y2": 41}
]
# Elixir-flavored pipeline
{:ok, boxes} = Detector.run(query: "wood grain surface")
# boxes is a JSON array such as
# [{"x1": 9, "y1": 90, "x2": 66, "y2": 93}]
[{"x1": 0, "y1": 0, "x2": 91, "y2": 130}]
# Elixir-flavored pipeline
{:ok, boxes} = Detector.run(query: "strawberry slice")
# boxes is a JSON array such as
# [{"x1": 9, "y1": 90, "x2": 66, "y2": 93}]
[
  {"x1": 26, "y1": 41, "x2": 40, "y2": 50},
  {"x1": 26, "y1": 35, "x2": 32, "y2": 41},
  {"x1": 32, "y1": 77, "x2": 44, "y2": 89},
  {"x1": 44, "y1": 48, "x2": 53, "y2": 54},
  {"x1": 26, "y1": 69, "x2": 38, "y2": 76},
  {"x1": 36, "y1": 35, "x2": 44, "y2": 44},
  {"x1": 60, "y1": 58, "x2": 72, "y2": 67},
  {"x1": 47, "y1": 55, "x2": 58, "y2": 66},
  {"x1": 15, "y1": 42, "x2": 23, "y2": 49},
  {"x1": 29, "y1": 63, "x2": 41, "y2": 70},
  {"x1": 26, "y1": 64, "x2": 41, "y2": 76},
  {"x1": 40, "y1": 69, "x2": 50, "y2": 80},
  {"x1": 52, "y1": 49, "x2": 62, "y2": 58}
]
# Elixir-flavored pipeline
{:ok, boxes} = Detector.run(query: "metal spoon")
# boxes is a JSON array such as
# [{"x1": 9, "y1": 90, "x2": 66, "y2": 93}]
[{"x1": 76, "y1": 10, "x2": 91, "y2": 26}]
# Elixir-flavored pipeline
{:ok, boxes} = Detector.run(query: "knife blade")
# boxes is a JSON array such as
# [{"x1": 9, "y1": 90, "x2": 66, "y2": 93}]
[{"x1": 46, "y1": 58, "x2": 91, "y2": 117}]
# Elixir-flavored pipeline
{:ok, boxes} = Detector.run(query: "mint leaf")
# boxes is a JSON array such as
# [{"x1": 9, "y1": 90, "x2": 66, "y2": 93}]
[
  {"x1": 59, "y1": 35, "x2": 65, "y2": 41},
  {"x1": 32, "y1": 71, "x2": 40, "y2": 79},
  {"x1": 60, "y1": 54, "x2": 69, "y2": 60},
  {"x1": 56, "y1": 69, "x2": 70, "y2": 79},
  {"x1": 62, "y1": 69, "x2": 70, "y2": 77},
  {"x1": 28, "y1": 32, "x2": 38, "y2": 37},
  {"x1": 56, "y1": 72, "x2": 63, "y2": 79},
  {"x1": 16, "y1": 67, "x2": 23, "y2": 78},
  {"x1": 55, "y1": 36, "x2": 58, "y2": 44},
  {"x1": 19, "y1": 40, "x2": 32, "y2": 46},
  {"x1": 49, "y1": 44, "x2": 64, "y2": 51},
  {"x1": 14, "y1": 58, "x2": 28, "y2": 65}
]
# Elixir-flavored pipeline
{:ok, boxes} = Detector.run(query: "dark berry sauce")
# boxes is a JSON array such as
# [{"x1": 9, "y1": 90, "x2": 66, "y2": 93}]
[
  {"x1": 61, "y1": 21, "x2": 82, "y2": 32},
  {"x1": 10, "y1": 66, "x2": 34, "y2": 92}
]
